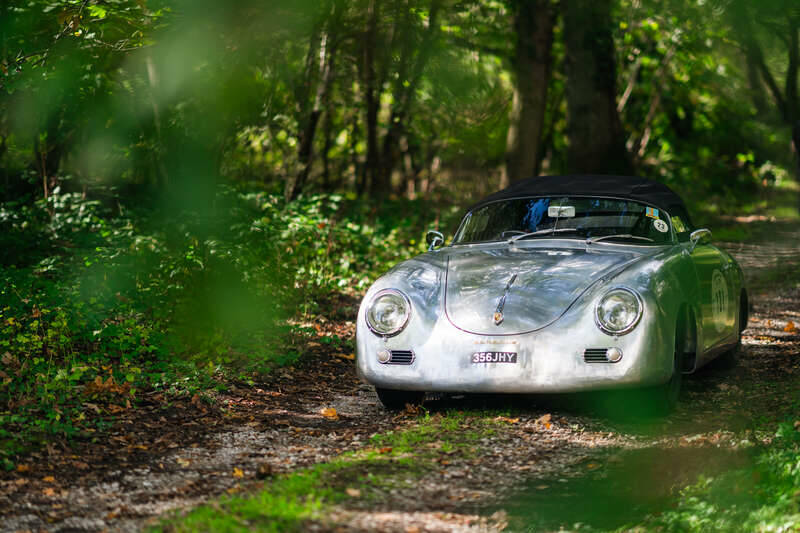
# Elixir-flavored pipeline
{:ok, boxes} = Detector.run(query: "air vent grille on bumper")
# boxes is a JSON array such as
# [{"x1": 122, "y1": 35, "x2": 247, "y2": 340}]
[
  {"x1": 584, "y1": 348, "x2": 610, "y2": 363},
  {"x1": 387, "y1": 350, "x2": 414, "y2": 365}
]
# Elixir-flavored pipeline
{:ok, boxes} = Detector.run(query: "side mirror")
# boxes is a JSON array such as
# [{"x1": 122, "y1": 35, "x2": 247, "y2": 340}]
[
  {"x1": 426, "y1": 230, "x2": 444, "y2": 251},
  {"x1": 689, "y1": 228, "x2": 712, "y2": 252}
]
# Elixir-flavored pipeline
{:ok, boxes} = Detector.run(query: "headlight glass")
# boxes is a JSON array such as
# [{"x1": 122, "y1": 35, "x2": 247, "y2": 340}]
[
  {"x1": 366, "y1": 289, "x2": 411, "y2": 336},
  {"x1": 595, "y1": 288, "x2": 643, "y2": 335}
]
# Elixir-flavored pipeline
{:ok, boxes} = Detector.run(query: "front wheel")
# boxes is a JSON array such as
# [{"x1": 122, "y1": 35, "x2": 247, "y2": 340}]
[{"x1": 375, "y1": 387, "x2": 425, "y2": 411}]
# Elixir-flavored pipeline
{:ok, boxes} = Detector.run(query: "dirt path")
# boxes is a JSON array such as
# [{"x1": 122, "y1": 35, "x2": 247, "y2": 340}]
[{"x1": 2, "y1": 225, "x2": 800, "y2": 532}]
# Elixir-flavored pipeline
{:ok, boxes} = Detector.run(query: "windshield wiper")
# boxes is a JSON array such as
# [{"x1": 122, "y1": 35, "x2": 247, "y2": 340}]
[
  {"x1": 509, "y1": 228, "x2": 579, "y2": 242},
  {"x1": 585, "y1": 234, "x2": 654, "y2": 245}
]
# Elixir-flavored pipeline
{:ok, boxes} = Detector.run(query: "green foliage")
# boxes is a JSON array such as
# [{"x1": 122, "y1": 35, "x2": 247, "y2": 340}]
[
  {"x1": 614, "y1": 0, "x2": 793, "y2": 212},
  {"x1": 251, "y1": 193, "x2": 460, "y2": 309},
  {"x1": 0, "y1": 185, "x2": 451, "y2": 460}
]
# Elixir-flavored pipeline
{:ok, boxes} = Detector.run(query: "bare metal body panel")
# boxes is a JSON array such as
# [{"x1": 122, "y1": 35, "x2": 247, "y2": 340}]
[{"x1": 356, "y1": 236, "x2": 744, "y2": 394}]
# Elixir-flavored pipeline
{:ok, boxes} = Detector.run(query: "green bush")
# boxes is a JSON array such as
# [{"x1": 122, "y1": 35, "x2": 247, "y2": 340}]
[{"x1": 0, "y1": 185, "x2": 455, "y2": 463}]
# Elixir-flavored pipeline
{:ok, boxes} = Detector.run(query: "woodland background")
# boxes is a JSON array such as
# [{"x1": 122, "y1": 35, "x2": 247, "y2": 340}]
[{"x1": 1, "y1": 0, "x2": 799, "y2": 467}]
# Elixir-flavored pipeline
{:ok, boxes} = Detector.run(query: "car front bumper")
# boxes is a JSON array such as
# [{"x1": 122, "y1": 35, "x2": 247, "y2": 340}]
[{"x1": 356, "y1": 301, "x2": 674, "y2": 394}]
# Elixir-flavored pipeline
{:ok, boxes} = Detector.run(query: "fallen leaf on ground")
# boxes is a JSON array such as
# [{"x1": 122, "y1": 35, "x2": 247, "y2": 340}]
[
  {"x1": 404, "y1": 403, "x2": 421, "y2": 415},
  {"x1": 83, "y1": 375, "x2": 130, "y2": 397},
  {"x1": 256, "y1": 463, "x2": 274, "y2": 479},
  {"x1": 42, "y1": 476, "x2": 55, "y2": 483},
  {"x1": 176, "y1": 457, "x2": 191, "y2": 467},
  {"x1": 345, "y1": 488, "x2": 361, "y2": 498},
  {"x1": 16, "y1": 464, "x2": 30, "y2": 473},
  {"x1": 42, "y1": 488, "x2": 55, "y2": 496},
  {"x1": 535, "y1": 413, "x2": 552, "y2": 429},
  {"x1": 785, "y1": 321, "x2": 797, "y2": 333},
  {"x1": 1, "y1": 352, "x2": 18, "y2": 367},
  {"x1": 379, "y1": 446, "x2": 392, "y2": 454},
  {"x1": 321, "y1": 407, "x2": 339, "y2": 420},
  {"x1": 494, "y1": 416, "x2": 519, "y2": 424},
  {"x1": 232, "y1": 467, "x2": 244, "y2": 478},
  {"x1": 335, "y1": 353, "x2": 355, "y2": 360},
  {"x1": 587, "y1": 462, "x2": 602, "y2": 470}
]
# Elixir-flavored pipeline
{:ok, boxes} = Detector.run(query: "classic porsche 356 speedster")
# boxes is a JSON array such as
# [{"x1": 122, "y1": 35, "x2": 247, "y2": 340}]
[{"x1": 356, "y1": 175, "x2": 747, "y2": 413}]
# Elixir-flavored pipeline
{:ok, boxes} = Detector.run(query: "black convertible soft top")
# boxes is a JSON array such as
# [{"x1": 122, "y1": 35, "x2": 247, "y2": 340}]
[{"x1": 469, "y1": 174, "x2": 688, "y2": 216}]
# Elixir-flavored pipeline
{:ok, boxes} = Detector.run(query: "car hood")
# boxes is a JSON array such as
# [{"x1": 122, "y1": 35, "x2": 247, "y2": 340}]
[{"x1": 444, "y1": 244, "x2": 646, "y2": 335}]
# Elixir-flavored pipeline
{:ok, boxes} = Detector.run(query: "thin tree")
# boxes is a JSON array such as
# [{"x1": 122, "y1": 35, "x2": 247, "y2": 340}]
[{"x1": 502, "y1": 0, "x2": 555, "y2": 186}]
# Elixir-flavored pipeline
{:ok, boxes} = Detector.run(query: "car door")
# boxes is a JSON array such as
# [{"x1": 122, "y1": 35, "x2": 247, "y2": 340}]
[{"x1": 689, "y1": 238, "x2": 737, "y2": 355}]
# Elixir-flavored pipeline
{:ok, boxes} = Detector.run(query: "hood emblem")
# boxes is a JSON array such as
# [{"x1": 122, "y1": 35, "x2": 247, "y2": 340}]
[{"x1": 493, "y1": 274, "x2": 517, "y2": 326}]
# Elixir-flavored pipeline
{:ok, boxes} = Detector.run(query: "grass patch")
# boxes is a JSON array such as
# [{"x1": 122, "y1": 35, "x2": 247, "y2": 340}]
[
  {"x1": 155, "y1": 464, "x2": 343, "y2": 533},
  {"x1": 157, "y1": 409, "x2": 513, "y2": 531},
  {"x1": 371, "y1": 410, "x2": 501, "y2": 454}
]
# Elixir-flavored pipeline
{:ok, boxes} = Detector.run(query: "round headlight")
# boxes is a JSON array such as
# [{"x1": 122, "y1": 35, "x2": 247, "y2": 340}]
[
  {"x1": 366, "y1": 289, "x2": 411, "y2": 337},
  {"x1": 595, "y1": 287, "x2": 643, "y2": 335}
]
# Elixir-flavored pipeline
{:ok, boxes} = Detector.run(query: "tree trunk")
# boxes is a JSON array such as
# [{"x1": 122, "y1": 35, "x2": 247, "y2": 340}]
[
  {"x1": 33, "y1": 128, "x2": 63, "y2": 200},
  {"x1": 285, "y1": 33, "x2": 337, "y2": 202},
  {"x1": 786, "y1": 21, "x2": 799, "y2": 122},
  {"x1": 285, "y1": 2, "x2": 340, "y2": 203},
  {"x1": 361, "y1": 0, "x2": 383, "y2": 196},
  {"x1": 562, "y1": 0, "x2": 633, "y2": 175},
  {"x1": 321, "y1": 108, "x2": 333, "y2": 191},
  {"x1": 502, "y1": 0, "x2": 554, "y2": 186},
  {"x1": 628, "y1": 45, "x2": 676, "y2": 162},
  {"x1": 729, "y1": 2, "x2": 796, "y2": 122},
  {"x1": 145, "y1": 55, "x2": 169, "y2": 187},
  {"x1": 380, "y1": 0, "x2": 443, "y2": 193}
]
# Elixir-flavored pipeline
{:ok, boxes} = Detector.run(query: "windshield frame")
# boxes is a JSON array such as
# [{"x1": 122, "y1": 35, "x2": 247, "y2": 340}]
[{"x1": 450, "y1": 195, "x2": 676, "y2": 246}]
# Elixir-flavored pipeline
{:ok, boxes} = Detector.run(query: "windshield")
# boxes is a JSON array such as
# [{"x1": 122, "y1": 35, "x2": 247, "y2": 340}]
[{"x1": 453, "y1": 197, "x2": 673, "y2": 245}]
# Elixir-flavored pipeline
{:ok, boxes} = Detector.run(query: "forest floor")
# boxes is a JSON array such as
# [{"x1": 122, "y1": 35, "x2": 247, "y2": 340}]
[{"x1": 2, "y1": 220, "x2": 800, "y2": 532}]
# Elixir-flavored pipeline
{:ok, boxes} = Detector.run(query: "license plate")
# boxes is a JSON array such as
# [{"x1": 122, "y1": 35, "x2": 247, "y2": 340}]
[{"x1": 471, "y1": 351, "x2": 517, "y2": 364}]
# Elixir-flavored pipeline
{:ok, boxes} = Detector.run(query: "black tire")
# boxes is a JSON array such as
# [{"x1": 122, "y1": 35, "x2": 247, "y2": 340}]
[
  {"x1": 739, "y1": 289, "x2": 749, "y2": 334},
  {"x1": 375, "y1": 387, "x2": 425, "y2": 410}
]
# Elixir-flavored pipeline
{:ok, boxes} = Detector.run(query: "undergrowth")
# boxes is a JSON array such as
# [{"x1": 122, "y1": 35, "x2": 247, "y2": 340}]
[{"x1": 0, "y1": 185, "x2": 459, "y2": 465}]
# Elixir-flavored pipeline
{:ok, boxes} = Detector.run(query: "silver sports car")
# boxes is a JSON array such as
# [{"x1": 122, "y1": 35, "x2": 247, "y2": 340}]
[{"x1": 356, "y1": 175, "x2": 747, "y2": 414}]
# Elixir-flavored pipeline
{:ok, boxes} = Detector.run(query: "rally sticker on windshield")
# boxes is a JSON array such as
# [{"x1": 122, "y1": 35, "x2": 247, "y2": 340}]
[
  {"x1": 653, "y1": 219, "x2": 669, "y2": 233},
  {"x1": 645, "y1": 206, "x2": 659, "y2": 219}
]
